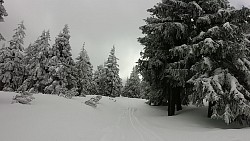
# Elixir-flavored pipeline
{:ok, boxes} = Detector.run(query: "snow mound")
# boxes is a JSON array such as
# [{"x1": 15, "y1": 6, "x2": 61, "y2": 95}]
[{"x1": 12, "y1": 91, "x2": 35, "y2": 104}]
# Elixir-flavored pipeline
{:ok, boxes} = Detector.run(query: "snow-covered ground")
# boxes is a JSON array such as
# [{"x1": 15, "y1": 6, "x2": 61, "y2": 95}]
[{"x1": 0, "y1": 91, "x2": 249, "y2": 141}]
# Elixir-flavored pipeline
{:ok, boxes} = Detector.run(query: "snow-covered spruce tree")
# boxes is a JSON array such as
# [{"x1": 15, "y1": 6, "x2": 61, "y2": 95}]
[
  {"x1": 140, "y1": 0, "x2": 250, "y2": 124},
  {"x1": 75, "y1": 43, "x2": 94, "y2": 96},
  {"x1": 18, "y1": 30, "x2": 51, "y2": 93},
  {"x1": 0, "y1": 21, "x2": 26, "y2": 91},
  {"x1": 93, "y1": 64, "x2": 106, "y2": 96},
  {"x1": 138, "y1": 0, "x2": 198, "y2": 115},
  {"x1": 121, "y1": 77, "x2": 129, "y2": 97},
  {"x1": 103, "y1": 46, "x2": 122, "y2": 97},
  {"x1": 140, "y1": 80, "x2": 152, "y2": 100},
  {"x1": 0, "y1": 0, "x2": 7, "y2": 22},
  {"x1": 183, "y1": 3, "x2": 250, "y2": 125},
  {"x1": 122, "y1": 66, "x2": 141, "y2": 98},
  {"x1": 45, "y1": 25, "x2": 77, "y2": 98},
  {"x1": 0, "y1": 33, "x2": 4, "y2": 41},
  {"x1": 0, "y1": 0, "x2": 8, "y2": 41}
]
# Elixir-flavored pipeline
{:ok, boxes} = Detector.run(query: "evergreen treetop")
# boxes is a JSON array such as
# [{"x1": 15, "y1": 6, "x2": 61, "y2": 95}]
[
  {"x1": 0, "y1": 0, "x2": 7, "y2": 41},
  {"x1": 0, "y1": 0, "x2": 8, "y2": 22},
  {"x1": 9, "y1": 21, "x2": 26, "y2": 51}
]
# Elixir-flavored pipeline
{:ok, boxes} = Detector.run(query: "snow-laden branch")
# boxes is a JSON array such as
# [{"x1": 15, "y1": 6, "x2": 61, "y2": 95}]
[{"x1": 189, "y1": 66, "x2": 250, "y2": 124}]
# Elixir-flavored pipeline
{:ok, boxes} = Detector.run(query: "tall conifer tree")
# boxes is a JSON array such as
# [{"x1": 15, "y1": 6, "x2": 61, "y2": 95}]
[
  {"x1": 103, "y1": 46, "x2": 122, "y2": 97},
  {"x1": 45, "y1": 25, "x2": 77, "y2": 97},
  {"x1": 93, "y1": 64, "x2": 106, "y2": 96},
  {"x1": 75, "y1": 43, "x2": 94, "y2": 96},
  {"x1": 0, "y1": 0, "x2": 7, "y2": 22},
  {"x1": 18, "y1": 30, "x2": 50, "y2": 93},
  {"x1": 0, "y1": 21, "x2": 25, "y2": 91},
  {"x1": 0, "y1": 0, "x2": 7, "y2": 41}
]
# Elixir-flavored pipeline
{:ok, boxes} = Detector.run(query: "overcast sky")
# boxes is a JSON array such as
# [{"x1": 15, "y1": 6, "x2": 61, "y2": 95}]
[{"x1": 0, "y1": 0, "x2": 249, "y2": 81}]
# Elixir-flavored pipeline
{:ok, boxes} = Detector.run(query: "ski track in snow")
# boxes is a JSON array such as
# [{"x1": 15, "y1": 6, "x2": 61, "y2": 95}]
[
  {"x1": 100, "y1": 99, "x2": 164, "y2": 141},
  {"x1": 130, "y1": 107, "x2": 164, "y2": 141},
  {"x1": 128, "y1": 107, "x2": 146, "y2": 141}
]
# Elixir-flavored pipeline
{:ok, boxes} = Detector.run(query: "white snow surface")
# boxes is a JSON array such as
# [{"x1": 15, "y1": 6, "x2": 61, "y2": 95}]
[{"x1": 0, "y1": 91, "x2": 250, "y2": 141}]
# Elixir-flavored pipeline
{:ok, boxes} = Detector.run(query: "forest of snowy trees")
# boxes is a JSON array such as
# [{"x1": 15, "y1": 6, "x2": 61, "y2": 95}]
[
  {"x1": 0, "y1": 22, "x2": 125, "y2": 98},
  {"x1": 2, "y1": 0, "x2": 250, "y2": 126}
]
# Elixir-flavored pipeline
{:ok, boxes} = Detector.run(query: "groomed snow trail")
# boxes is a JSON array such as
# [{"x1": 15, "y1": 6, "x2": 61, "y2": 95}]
[{"x1": 100, "y1": 98, "x2": 164, "y2": 141}]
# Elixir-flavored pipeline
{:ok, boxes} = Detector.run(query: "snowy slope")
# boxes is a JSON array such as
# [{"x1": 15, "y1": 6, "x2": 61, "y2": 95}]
[{"x1": 0, "y1": 91, "x2": 249, "y2": 141}]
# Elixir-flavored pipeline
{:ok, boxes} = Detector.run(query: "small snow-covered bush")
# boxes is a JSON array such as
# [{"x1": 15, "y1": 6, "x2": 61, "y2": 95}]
[
  {"x1": 92, "y1": 95, "x2": 102, "y2": 103},
  {"x1": 84, "y1": 95, "x2": 102, "y2": 107},
  {"x1": 59, "y1": 87, "x2": 78, "y2": 99},
  {"x1": 85, "y1": 99, "x2": 97, "y2": 108},
  {"x1": 12, "y1": 91, "x2": 35, "y2": 104},
  {"x1": 3, "y1": 87, "x2": 13, "y2": 92}
]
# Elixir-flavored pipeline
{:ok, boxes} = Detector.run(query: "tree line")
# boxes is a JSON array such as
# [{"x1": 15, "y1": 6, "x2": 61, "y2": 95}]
[
  {"x1": 0, "y1": 0, "x2": 143, "y2": 99},
  {"x1": 0, "y1": 23, "x2": 125, "y2": 98}
]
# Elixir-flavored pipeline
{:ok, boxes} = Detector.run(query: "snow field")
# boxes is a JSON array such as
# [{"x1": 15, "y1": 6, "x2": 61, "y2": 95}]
[{"x1": 0, "y1": 92, "x2": 250, "y2": 141}]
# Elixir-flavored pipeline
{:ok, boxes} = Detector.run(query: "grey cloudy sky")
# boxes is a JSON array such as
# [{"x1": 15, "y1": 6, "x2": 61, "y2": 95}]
[{"x1": 0, "y1": 0, "x2": 249, "y2": 81}]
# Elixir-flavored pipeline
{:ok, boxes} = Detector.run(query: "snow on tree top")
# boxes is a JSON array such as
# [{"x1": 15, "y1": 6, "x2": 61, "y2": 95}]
[
  {"x1": 207, "y1": 26, "x2": 220, "y2": 35},
  {"x1": 204, "y1": 38, "x2": 217, "y2": 49},
  {"x1": 189, "y1": 1, "x2": 202, "y2": 12},
  {"x1": 217, "y1": 8, "x2": 232, "y2": 17},
  {"x1": 197, "y1": 15, "x2": 211, "y2": 25},
  {"x1": 223, "y1": 22, "x2": 233, "y2": 31},
  {"x1": 203, "y1": 57, "x2": 212, "y2": 71},
  {"x1": 173, "y1": 22, "x2": 185, "y2": 34}
]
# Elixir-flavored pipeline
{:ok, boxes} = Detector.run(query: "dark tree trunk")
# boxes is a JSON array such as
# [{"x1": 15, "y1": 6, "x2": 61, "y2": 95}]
[
  {"x1": 0, "y1": 81, "x2": 4, "y2": 91},
  {"x1": 208, "y1": 101, "x2": 216, "y2": 118},
  {"x1": 162, "y1": 84, "x2": 168, "y2": 106},
  {"x1": 110, "y1": 87, "x2": 114, "y2": 97},
  {"x1": 176, "y1": 87, "x2": 182, "y2": 111},
  {"x1": 38, "y1": 84, "x2": 45, "y2": 93},
  {"x1": 76, "y1": 87, "x2": 82, "y2": 96},
  {"x1": 168, "y1": 88, "x2": 175, "y2": 116}
]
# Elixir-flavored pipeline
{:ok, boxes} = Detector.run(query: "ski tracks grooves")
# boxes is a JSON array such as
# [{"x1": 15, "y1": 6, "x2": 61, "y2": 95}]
[
  {"x1": 100, "y1": 106, "x2": 164, "y2": 141},
  {"x1": 128, "y1": 107, "x2": 164, "y2": 141},
  {"x1": 128, "y1": 107, "x2": 145, "y2": 141}
]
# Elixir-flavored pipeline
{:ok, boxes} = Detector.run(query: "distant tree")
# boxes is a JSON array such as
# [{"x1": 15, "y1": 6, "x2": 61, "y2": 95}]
[
  {"x1": 0, "y1": 0, "x2": 7, "y2": 41},
  {"x1": 0, "y1": 21, "x2": 26, "y2": 91},
  {"x1": 103, "y1": 46, "x2": 122, "y2": 97},
  {"x1": 0, "y1": 33, "x2": 4, "y2": 41},
  {"x1": 0, "y1": 0, "x2": 7, "y2": 22},
  {"x1": 45, "y1": 25, "x2": 77, "y2": 98},
  {"x1": 121, "y1": 77, "x2": 129, "y2": 97},
  {"x1": 18, "y1": 30, "x2": 51, "y2": 93},
  {"x1": 122, "y1": 66, "x2": 141, "y2": 98},
  {"x1": 75, "y1": 43, "x2": 94, "y2": 96},
  {"x1": 93, "y1": 64, "x2": 106, "y2": 96}
]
